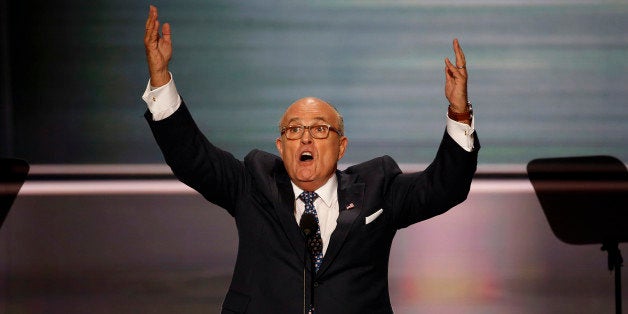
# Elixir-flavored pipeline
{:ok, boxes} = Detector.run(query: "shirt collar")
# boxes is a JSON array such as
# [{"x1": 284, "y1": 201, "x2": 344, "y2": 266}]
[{"x1": 291, "y1": 174, "x2": 338, "y2": 207}]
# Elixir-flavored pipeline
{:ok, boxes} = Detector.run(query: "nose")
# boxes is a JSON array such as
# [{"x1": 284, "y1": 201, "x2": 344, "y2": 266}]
[{"x1": 300, "y1": 128, "x2": 313, "y2": 144}]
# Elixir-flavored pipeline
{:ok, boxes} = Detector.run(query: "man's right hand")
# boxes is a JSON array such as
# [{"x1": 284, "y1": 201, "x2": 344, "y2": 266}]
[{"x1": 144, "y1": 5, "x2": 172, "y2": 87}]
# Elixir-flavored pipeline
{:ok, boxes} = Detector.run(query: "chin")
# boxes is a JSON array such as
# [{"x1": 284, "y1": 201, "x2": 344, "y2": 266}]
[{"x1": 295, "y1": 176, "x2": 316, "y2": 184}]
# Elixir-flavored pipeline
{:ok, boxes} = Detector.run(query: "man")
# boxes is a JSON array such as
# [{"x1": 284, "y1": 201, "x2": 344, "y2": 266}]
[{"x1": 143, "y1": 5, "x2": 478, "y2": 314}]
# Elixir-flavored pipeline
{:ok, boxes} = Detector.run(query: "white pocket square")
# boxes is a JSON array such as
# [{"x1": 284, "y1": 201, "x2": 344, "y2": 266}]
[{"x1": 365, "y1": 209, "x2": 384, "y2": 225}]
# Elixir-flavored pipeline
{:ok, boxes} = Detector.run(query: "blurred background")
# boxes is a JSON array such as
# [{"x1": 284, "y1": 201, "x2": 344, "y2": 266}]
[{"x1": 1, "y1": 0, "x2": 626, "y2": 313}]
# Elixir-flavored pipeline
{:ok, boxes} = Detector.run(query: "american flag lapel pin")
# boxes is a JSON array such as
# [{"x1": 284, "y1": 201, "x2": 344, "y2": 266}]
[{"x1": 346, "y1": 202, "x2": 355, "y2": 210}]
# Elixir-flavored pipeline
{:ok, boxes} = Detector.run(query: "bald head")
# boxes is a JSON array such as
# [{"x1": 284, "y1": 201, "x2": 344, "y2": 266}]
[{"x1": 279, "y1": 97, "x2": 344, "y2": 136}]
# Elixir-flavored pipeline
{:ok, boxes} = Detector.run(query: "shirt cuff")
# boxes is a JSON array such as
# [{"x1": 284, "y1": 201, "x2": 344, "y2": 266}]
[
  {"x1": 446, "y1": 114, "x2": 475, "y2": 152},
  {"x1": 141, "y1": 72, "x2": 182, "y2": 121}
]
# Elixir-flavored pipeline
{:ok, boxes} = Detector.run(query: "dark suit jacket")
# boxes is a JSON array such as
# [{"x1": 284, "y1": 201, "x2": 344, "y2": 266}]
[{"x1": 146, "y1": 102, "x2": 479, "y2": 314}]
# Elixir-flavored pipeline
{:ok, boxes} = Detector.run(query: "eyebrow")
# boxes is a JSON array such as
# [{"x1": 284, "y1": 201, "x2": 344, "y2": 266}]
[{"x1": 286, "y1": 117, "x2": 328, "y2": 125}]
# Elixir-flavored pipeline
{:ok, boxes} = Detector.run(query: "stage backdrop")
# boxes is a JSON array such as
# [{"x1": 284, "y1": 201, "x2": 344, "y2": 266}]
[{"x1": 4, "y1": 0, "x2": 628, "y2": 164}]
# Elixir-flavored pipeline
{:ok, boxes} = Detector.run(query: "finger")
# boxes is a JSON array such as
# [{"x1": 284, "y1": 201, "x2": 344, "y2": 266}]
[
  {"x1": 445, "y1": 57, "x2": 468, "y2": 95},
  {"x1": 145, "y1": 6, "x2": 163, "y2": 43},
  {"x1": 144, "y1": 10, "x2": 159, "y2": 45},
  {"x1": 161, "y1": 23, "x2": 172, "y2": 43},
  {"x1": 145, "y1": 5, "x2": 157, "y2": 32},
  {"x1": 444, "y1": 66, "x2": 453, "y2": 92},
  {"x1": 144, "y1": 6, "x2": 152, "y2": 30},
  {"x1": 453, "y1": 38, "x2": 467, "y2": 69},
  {"x1": 444, "y1": 57, "x2": 458, "y2": 77},
  {"x1": 146, "y1": 20, "x2": 160, "y2": 43}
]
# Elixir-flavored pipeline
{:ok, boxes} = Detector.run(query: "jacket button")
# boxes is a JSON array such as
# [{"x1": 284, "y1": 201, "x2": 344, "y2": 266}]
[{"x1": 313, "y1": 281, "x2": 319, "y2": 287}]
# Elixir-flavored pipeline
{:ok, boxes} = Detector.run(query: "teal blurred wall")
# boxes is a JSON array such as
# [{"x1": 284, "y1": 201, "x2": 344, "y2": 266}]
[{"x1": 4, "y1": 0, "x2": 627, "y2": 164}]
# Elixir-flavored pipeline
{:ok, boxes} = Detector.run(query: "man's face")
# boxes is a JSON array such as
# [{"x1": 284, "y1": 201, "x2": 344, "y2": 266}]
[{"x1": 276, "y1": 97, "x2": 348, "y2": 192}]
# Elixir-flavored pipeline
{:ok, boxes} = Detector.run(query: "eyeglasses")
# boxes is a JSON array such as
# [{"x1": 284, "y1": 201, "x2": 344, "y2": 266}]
[{"x1": 280, "y1": 124, "x2": 343, "y2": 140}]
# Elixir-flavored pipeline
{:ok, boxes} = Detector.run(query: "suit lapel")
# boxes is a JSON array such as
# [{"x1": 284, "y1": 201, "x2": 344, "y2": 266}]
[
  {"x1": 272, "y1": 161, "x2": 308, "y2": 268},
  {"x1": 317, "y1": 171, "x2": 365, "y2": 276}
]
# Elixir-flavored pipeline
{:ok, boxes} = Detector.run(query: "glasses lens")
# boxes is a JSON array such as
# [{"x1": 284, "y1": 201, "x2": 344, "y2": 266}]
[
  {"x1": 285, "y1": 126, "x2": 303, "y2": 139},
  {"x1": 310, "y1": 125, "x2": 330, "y2": 139}
]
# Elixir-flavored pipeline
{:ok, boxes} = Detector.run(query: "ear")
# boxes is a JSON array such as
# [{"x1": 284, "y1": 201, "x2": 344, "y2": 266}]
[
  {"x1": 337, "y1": 136, "x2": 348, "y2": 160},
  {"x1": 275, "y1": 137, "x2": 284, "y2": 156}
]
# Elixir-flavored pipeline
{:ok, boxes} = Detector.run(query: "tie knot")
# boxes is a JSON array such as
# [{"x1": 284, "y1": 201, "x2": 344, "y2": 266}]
[{"x1": 299, "y1": 191, "x2": 318, "y2": 204}]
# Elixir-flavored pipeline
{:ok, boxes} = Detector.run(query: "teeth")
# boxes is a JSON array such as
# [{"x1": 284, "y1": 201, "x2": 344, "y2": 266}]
[{"x1": 300, "y1": 152, "x2": 313, "y2": 161}]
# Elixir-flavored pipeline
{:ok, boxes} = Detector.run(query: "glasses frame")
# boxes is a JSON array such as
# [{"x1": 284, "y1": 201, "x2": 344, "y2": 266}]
[{"x1": 280, "y1": 124, "x2": 343, "y2": 140}]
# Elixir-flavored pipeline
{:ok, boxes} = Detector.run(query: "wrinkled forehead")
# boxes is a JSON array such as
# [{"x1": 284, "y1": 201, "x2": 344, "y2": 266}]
[{"x1": 280, "y1": 97, "x2": 339, "y2": 126}]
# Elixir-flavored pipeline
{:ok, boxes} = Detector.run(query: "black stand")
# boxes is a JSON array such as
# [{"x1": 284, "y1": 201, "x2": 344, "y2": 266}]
[
  {"x1": 302, "y1": 239, "x2": 315, "y2": 314},
  {"x1": 299, "y1": 213, "x2": 317, "y2": 314},
  {"x1": 303, "y1": 240, "x2": 308, "y2": 314},
  {"x1": 528, "y1": 156, "x2": 627, "y2": 314},
  {"x1": 603, "y1": 241, "x2": 623, "y2": 314},
  {"x1": 0, "y1": 158, "x2": 29, "y2": 229}
]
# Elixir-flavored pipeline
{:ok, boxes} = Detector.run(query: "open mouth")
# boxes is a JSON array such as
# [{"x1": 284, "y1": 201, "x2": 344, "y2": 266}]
[{"x1": 300, "y1": 152, "x2": 314, "y2": 162}]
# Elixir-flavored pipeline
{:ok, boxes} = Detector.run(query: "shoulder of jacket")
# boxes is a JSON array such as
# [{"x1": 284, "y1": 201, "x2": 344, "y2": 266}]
[{"x1": 343, "y1": 155, "x2": 400, "y2": 174}]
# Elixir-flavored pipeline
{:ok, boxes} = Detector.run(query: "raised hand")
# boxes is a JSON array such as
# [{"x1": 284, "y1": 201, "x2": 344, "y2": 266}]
[
  {"x1": 144, "y1": 5, "x2": 172, "y2": 87},
  {"x1": 444, "y1": 38, "x2": 469, "y2": 114}
]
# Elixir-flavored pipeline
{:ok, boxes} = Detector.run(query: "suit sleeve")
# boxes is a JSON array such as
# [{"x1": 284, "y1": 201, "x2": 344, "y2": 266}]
[
  {"x1": 145, "y1": 101, "x2": 249, "y2": 216},
  {"x1": 388, "y1": 130, "x2": 479, "y2": 229}
]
